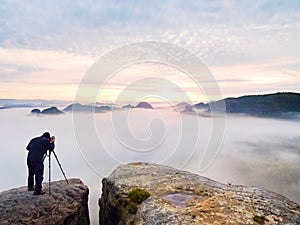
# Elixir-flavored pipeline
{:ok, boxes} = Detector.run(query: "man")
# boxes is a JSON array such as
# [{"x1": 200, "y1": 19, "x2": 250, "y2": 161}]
[{"x1": 26, "y1": 132, "x2": 55, "y2": 195}]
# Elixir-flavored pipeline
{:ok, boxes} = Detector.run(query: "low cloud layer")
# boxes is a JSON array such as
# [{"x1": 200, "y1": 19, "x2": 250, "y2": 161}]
[{"x1": 0, "y1": 108, "x2": 300, "y2": 223}]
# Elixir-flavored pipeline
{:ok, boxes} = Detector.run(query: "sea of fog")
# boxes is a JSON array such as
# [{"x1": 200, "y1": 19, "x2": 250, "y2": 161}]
[{"x1": 1, "y1": 108, "x2": 300, "y2": 224}]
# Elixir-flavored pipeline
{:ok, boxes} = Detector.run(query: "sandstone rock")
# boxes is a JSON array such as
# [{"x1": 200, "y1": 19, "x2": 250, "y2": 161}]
[
  {"x1": 0, "y1": 179, "x2": 89, "y2": 225},
  {"x1": 99, "y1": 162, "x2": 300, "y2": 225}
]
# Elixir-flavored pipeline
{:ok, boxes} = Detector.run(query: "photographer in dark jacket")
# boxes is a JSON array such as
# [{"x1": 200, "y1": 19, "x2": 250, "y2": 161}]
[{"x1": 26, "y1": 132, "x2": 55, "y2": 195}]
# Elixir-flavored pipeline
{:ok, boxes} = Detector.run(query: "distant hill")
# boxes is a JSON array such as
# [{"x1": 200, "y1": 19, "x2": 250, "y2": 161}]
[
  {"x1": 136, "y1": 102, "x2": 153, "y2": 109},
  {"x1": 31, "y1": 109, "x2": 41, "y2": 114},
  {"x1": 0, "y1": 99, "x2": 69, "y2": 109},
  {"x1": 193, "y1": 102, "x2": 209, "y2": 109},
  {"x1": 0, "y1": 104, "x2": 34, "y2": 110},
  {"x1": 64, "y1": 103, "x2": 93, "y2": 112},
  {"x1": 210, "y1": 92, "x2": 300, "y2": 115},
  {"x1": 181, "y1": 104, "x2": 195, "y2": 113},
  {"x1": 31, "y1": 106, "x2": 64, "y2": 115},
  {"x1": 64, "y1": 103, "x2": 111, "y2": 112},
  {"x1": 173, "y1": 102, "x2": 195, "y2": 113},
  {"x1": 42, "y1": 106, "x2": 64, "y2": 115},
  {"x1": 175, "y1": 102, "x2": 190, "y2": 109},
  {"x1": 122, "y1": 104, "x2": 134, "y2": 109}
]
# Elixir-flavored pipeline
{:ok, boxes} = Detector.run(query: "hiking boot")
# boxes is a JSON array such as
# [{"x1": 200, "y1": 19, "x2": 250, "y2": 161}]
[
  {"x1": 28, "y1": 187, "x2": 34, "y2": 191},
  {"x1": 33, "y1": 190, "x2": 45, "y2": 195}
]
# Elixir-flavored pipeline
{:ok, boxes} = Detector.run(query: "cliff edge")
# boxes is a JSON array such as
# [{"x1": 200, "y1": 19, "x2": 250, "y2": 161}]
[
  {"x1": 0, "y1": 178, "x2": 89, "y2": 225},
  {"x1": 99, "y1": 162, "x2": 300, "y2": 225}
]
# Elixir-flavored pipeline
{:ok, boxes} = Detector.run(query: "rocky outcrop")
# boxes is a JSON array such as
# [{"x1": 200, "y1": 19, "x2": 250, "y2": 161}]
[
  {"x1": 174, "y1": 102, "x2": 195, "y2": 113},
  {"x1": 136, "y1": 102, "x2": 153, "y2": 109},
  {"x1": 31, "y1": 108, "x2": 41, "y2": 114},
  {"x1": 122, "y1": 104, "x2": 134, "y2": 109},
  {"x1": 174, "y1": 102, "x2": 190, "y2": 110},
  {"x1": 99, "y1": 162, "x2": 300, "y2": 225},
  {"x1": 0, "y1": 179, "x2": 89, "y2": 225},
  {"x1": 41, "y1": 106, "x2": 64, "y2": 115},
  {"x1": 31, "y1": 106, "x2": 65, "y2": 115},
  {"x1": 193, "y1": 102, "x2": 209, "y2": 109},
  {"x1": 64, "y1": 103, "x2": 111, "y2": 113}
]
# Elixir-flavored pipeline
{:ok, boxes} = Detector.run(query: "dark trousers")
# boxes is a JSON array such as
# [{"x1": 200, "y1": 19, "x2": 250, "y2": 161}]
[{"x1": 27, "y1": 159, "x2": 44, "y2": 192}]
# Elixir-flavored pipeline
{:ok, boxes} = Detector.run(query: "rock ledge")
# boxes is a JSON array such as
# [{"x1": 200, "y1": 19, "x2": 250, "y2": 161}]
[
  {"x1": 99, "y1": 162, "x2": 300, "y2": 225},
  {"x1": 0, "y1": 178, "x2": 89, "y2": 225}
]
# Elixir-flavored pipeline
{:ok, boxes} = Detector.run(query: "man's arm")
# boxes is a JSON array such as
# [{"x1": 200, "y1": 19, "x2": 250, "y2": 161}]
[{"x1": 42, "y1": 139, "x2": 55, "y2": 159}]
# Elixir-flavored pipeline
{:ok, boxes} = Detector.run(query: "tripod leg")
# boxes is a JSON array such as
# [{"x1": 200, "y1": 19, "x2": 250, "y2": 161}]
[
  {"x1": 52, "y1": 151, "x2": 69, "y2": 184},
  {"x1": 48, "y1": 152, "x2": 51, "y2": 195}
]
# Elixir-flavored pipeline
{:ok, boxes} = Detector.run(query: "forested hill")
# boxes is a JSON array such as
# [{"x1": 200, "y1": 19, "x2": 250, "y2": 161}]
[{"x1": 215, "y1": 92, "x2": 300, "y2": 114}]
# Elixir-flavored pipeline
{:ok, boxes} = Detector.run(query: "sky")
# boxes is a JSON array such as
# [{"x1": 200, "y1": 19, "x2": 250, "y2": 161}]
[{"x1": 0, "y1": 0, "x2": 300, "y2": 103}]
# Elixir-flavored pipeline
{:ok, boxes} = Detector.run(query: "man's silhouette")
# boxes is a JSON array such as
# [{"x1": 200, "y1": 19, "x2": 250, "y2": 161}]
[{"x1": 26, "y1": 132, "x2": 55, "y2": 195}]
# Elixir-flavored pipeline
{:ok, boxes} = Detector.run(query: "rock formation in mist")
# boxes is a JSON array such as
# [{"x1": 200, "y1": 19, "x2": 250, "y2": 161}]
[
  {"x1": 122, "y1": 104, "x2": 134, "y2": 109},
  {"x1": 0, "y1": 179, "x2": 89, "y2": 225},
  {"x1": 42, "y1": 106, "x2": 65, "y2": 114},
  {"x1": 136, "y1": 102, "x2": 153, "y2": 109},
  {"x1": 193, "y1": 102, "x2": 209, "y2": 109},
  {"x1": 64, "y1": 103, "x2": 111, "y2": 113},
  {"x1": 174, "y1": 102, "x2": 195, "y2": 113},
  {"x1": 31, "y1": 106, "x2": 65, "y2": 115},
  {"x1": 31, "y1": 108, "x2": 41, "y2": 114},
  {"x1": 182, "y1": 104, "x2": 195, "y2": 113},
  {"x1": 99, "y1": 162, "x2": 300, "y2": 225},
  {"x1": 174, "y1": 102, "x2": 190, "y2": 109}
]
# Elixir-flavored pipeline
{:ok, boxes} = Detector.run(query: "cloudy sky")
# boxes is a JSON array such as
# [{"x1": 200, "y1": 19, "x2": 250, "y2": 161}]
[{"x1": 0, "y1": 0, "x2": 299, "y2": 102}]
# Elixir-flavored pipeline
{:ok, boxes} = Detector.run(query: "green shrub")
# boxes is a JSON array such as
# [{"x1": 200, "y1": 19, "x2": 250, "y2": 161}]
[
  {"x1": 127, "y1": 202, "x2": 138, "y2": 214},
  {"x1": 253, "y1": 215, "x2": 265, "y2": 224},
  {"x1": 128, "y1": 188, "x2": 151, "y2": 204}
]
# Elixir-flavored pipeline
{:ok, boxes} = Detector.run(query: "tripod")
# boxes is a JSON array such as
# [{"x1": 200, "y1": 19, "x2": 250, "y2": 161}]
[{"x1": 48, "y1": 150, "x2": 69, "y2": 195}]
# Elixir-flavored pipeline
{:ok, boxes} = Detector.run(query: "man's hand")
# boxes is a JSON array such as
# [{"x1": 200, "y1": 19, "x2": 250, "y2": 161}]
[{"x1": 50, "y1": 136, "x2": 55, "y2": 143}]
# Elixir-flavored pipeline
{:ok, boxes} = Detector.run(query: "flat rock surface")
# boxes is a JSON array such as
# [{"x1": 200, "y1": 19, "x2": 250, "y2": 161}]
[
  {"x1": 0, "y1": 178, "x2": 89, "y2": 225},
  {"x1": 100, "y1": 162, "x2": 300, "y2": 225}
]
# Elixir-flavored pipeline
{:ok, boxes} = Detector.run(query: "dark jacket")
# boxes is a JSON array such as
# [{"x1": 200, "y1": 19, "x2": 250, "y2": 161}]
[{"x1": 27, "y1": 136, "x2": 55, "y2": 163}]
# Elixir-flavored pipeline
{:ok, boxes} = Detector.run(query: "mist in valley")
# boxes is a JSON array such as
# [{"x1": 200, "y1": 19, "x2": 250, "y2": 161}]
[{"x1": 0, "y1": 108, "x2": 300, "y2": 224}]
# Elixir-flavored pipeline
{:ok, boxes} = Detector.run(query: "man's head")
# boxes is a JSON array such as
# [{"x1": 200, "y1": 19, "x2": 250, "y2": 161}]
[{"x1": 41, "y1": 132, "x2": 50, "y2": 139}]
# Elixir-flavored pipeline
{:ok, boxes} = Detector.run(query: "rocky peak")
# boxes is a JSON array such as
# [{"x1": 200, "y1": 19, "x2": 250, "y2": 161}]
[
  {"x1": 99, "y1": 162, "x2": 300, "y2": 225},
  {"x1": 136, "y1": 102, "x2": 153, "y2": 109},
  {"x1": 0, "y1": 179, "x2": 89, "y2": 225},
  {"x1": 31, "y1": 106, "x2": 65, "y2": 115}
]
